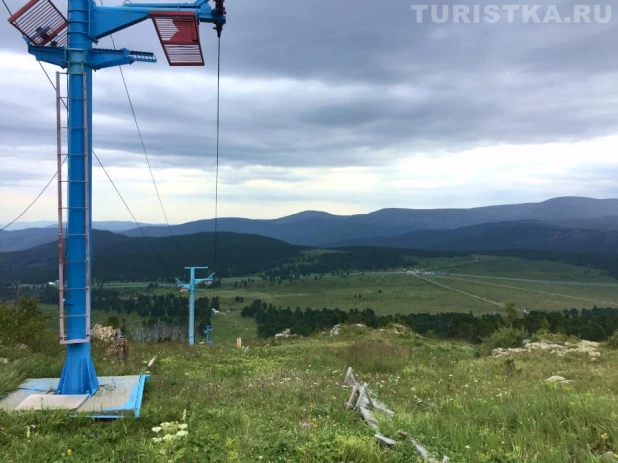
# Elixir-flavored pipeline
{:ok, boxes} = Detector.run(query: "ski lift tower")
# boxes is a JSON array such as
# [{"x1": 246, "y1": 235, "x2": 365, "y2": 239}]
[
  {"x1": 176, "y1": 266, "x2": 215, "y2": 346},
  {"x1": 0, "y1": 0, "x2": 225, "y2": 417}
]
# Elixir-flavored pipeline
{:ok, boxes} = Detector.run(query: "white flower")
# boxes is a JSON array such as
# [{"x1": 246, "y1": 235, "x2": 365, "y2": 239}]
[
  {"x1": 176, "y1": 430, "x2": 189, "y2": 437},
  {"x1": 152, "y1": 427, "x2": 162, "y2": 433},
  {"x1": 178, "y1": 423, "x2": 188, "y2": 430}
]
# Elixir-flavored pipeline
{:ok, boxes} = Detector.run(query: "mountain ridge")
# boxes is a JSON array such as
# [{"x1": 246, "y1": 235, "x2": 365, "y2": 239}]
[{"x1": 4, "y1": 196, "x2": 618, "y2": 252}]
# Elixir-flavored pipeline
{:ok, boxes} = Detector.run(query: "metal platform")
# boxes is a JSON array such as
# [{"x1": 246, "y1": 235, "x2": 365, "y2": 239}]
[{"x1": 0, "y1": 375, "x2": 149, "y2": 419}]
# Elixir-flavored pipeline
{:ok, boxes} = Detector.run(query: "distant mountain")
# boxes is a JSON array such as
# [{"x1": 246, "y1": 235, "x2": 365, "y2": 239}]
[
  {"x1": 5, "y1": 196, "x2": 618, "y2": 252},
  {"x1": 0, "y1": 221, "x2": 159, "y2": 252},
  {"x1": 330, "y1": 221, "x2": 618, "y2": 254},
  {"x1": 123, "y1": 197, "x2": 618, "y2": 246},
  {"x1": 1, "y1": 221, "x2": 57, "y2": 230},
  {"x1": 0, "y1": 230, "x2": 308, "y2": 283},
  {"x1": 89, "y1": 221, "x2": 161, "y2": 232},
  {"x1": 0, "y1": 228, "x2": 59, "y2": 253}
]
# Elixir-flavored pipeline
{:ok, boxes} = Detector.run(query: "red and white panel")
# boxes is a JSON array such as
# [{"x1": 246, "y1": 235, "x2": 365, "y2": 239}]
[
  {"x1": 151, "y1": 11, "x2": 204, "y2": 66},
  {"x1": 8, "y1": 0, "x2": 67, "y2": 47}
]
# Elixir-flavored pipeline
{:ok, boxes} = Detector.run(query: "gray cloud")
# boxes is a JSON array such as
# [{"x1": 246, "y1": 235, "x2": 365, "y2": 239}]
[{"x1": 2, "y1": 0, "x2": 618, "y2": 222}]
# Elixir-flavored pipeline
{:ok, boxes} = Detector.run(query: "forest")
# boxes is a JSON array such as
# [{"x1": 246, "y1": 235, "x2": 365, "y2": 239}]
[{"x1": 241, "y1": 299, "x2": 618, "y2": 342}]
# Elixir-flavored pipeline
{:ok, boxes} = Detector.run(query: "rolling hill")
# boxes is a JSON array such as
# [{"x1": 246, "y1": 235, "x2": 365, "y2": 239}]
[
  {"x1": 0, "y1": 221, "x2": 158, "y2": 252},
  {"x1": 116, "y1": 196, "x2": 618, "y2": 246},
  {"x1": 0, "y1": 230, "x2": 309, "y2": 283},
  {"x1": 330, "y1": 220, "x2": 618, "y2": 253},
  {"x1": 5, "y1": 196, "x2": 618, "y2": 253}
]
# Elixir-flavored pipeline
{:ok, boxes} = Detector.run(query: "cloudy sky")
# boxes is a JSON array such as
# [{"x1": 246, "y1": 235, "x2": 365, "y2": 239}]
[{"x1": 1, "y1": 0, "x2": 617, "y2": 226}]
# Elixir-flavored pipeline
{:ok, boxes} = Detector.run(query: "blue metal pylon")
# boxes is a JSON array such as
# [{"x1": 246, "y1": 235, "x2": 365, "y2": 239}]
[
  {"x1": 204, "y1": 325, "x2": 213, "y2": 344},
  {"x1": 7, "y1": 0, "x2": 225, "y2": 396},
  {"x1": 176, "y1": 267, "x2": 215, "y2": 346}
]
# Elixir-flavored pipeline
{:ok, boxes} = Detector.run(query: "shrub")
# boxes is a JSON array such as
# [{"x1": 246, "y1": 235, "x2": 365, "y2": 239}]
[
  {"x1": 106, "y1": 316, "x2": 120, "y2": 328},
  {"x1": 481, "y1": 326, "x2": 527, "y2": 354},
  {"x1": 530, "y1": 329, "x2": 579, "y2": 345},
  {"x1": 0, "y1": 297, "x2": 57, "y2": 352},
  {"x1": 606, "y1": 330, "x2": 618, "y2": 349}
]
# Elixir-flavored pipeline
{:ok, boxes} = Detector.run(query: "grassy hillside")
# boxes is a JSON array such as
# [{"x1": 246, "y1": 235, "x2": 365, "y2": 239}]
[
  {"x1": 1, "y1": 328, "x2": 618, "y2": 462},
  {"x1": 0, "y1": 231, "x2": 310, "y2": 283},
  {"x1": 333, "y1": 220, "x2": 618, "y2": 255},
  {"x1": 428, "y1": 255, "x2": 615, "y2": 282}
]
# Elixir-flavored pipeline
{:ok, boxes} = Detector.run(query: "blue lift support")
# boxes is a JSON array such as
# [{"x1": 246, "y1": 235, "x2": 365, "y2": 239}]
[
  {"x1": 2, "y1": 0, "x2": 225, "y2": 414},
  {"x1": 176, "y1": 266, "x2": 215, "y2": 346},
  {"x1": 204, "y1": 324, "x2": 213, "y2": 344}
]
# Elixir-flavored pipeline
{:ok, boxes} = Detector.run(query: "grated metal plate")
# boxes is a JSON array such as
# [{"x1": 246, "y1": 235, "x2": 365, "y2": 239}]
[
  {"x1": 8, "y1": 0, "x2": 67, "y2": 47},
  {"x1": 151, "y1": 11, "x2": 204, "y2": 66}
]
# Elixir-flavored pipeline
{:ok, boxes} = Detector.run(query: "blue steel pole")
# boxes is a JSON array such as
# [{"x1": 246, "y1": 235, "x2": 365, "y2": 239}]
[
  {"x1": 56, "y1": 0, "x2": 99, "y2": 395},
  {"x1": 189, "y1": 267, "x2": 195, "y2": 346}
]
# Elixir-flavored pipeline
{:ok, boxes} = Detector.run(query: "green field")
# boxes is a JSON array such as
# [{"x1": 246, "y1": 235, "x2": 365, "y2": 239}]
[
  {"x1": 2, "y1": 329, "x2": 618, "y2": 462},
  {"x1": 206, "y1": 259, "x2": 618, "y2": 317},
  {"x1": 85, "y1": 256, "x2": 618, "y2": 323},
  {"x1": 422, "y1": 255, "x2": 614, "y2": 282},
  {"x1": 34, "y1": 255, "x2": 618, "y2": 343}
]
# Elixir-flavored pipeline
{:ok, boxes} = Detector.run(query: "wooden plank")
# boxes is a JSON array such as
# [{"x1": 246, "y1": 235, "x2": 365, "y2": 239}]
[
  {"x1": 372, "y1": 398, "x2": 394, "y2": 416},
  {"x1": 365, "y1": 386, "x2": 394, "y2": 415},
  {"x1": 356, "y1": 384, "x2": 371, "y2": 410},
  {"x1": 343, "y1": 367, "x2": 358, "y2": 387},
  {"x1": 375, "y1": 432, "x2": 397, "y2": 446},
  {"x1": 345, "y1": 383, "x2": 359, "y2": 409},
  {"x1": 359, "y1": 406, "x2": 379, "y2": 429},
  {"x1": 398, "y1": 430, "x2": 448, "y2": 463}
]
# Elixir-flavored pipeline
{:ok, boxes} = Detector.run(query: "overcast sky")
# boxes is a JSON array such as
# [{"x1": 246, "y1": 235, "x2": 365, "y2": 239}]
[{"x1": 1, "y1": 0, "x2": 618, "y2": 225}]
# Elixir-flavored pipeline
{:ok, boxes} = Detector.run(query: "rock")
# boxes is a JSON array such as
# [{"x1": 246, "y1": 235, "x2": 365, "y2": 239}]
[
  {"x1": 274, "y1": 328, "x2": 295, "y2": 339},
  {"x1": 545, "y1": 375, "x2": 570, "y2": 384},
  {"x1": 578, "y1": 340, "x2": 600, "y2": 348},
  {"x1": 391, "y1": 323, "x2": 409, "y2": 333},
  {"x1": 91, "y1": 324, "x2": 118, "y2": 342},
  {"x1": 492, "y1": 340, "x2": 600, "y2": 359}
]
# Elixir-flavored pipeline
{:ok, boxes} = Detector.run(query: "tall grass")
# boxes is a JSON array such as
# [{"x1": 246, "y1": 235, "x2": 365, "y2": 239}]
[{"x1": 1, "y1": 324, "x2": 617, "y2": 462}]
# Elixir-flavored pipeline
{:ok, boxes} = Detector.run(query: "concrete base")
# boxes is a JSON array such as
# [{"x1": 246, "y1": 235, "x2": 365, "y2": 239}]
[{"x1": 0, "y1": 375, "x2": 149, "y2": 419}]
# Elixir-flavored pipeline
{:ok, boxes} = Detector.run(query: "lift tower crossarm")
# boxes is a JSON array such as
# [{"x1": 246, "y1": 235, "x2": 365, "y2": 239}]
[{"x1": 91, "y1": 0, "x2": 225, "y2": 41}]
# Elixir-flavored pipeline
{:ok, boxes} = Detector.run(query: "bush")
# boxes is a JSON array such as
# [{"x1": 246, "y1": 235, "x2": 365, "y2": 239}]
[
  {"x1": 606, "y1": 330, "x2": 618, "y2": 349},
  {"x1": 481, "y1": 326, "x2": 527, "y2": 354},
  {"x1": 0, "y1": 297, "x2": 57, "y2": 352},
  {"x1": 530, "y1": 329, "x2": 579, "y2": 345}
]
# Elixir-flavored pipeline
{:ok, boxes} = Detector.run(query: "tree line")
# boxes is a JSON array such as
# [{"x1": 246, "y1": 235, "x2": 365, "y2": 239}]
[
  {"x1": 0, "y1": 282, "x2": 216, "y2": 334},
  {"x1": 241, "y1": 299, "x2": 618, "y2": 342}
]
